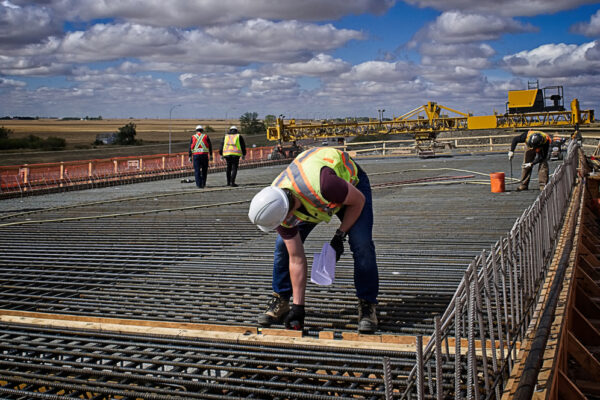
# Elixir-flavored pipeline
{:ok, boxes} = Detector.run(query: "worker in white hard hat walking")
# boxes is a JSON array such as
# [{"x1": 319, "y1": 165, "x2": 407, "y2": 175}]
[
  {"x1": 508, "y1": 130, "x2": 551, "y2": 191},
  {"x1": 189, "y1": 125, "x2": 213, "y2": 188},
  {"x1": 248, "y1": 147, "x2": 379, "y2": 333},
  {"x1": 219, "y1": 126, "x2": 246, "y2": 187}
]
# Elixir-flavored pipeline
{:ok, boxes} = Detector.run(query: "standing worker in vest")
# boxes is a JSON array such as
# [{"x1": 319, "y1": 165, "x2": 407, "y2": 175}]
[
  {"x1": 189, "y1": 125, "x2": 213, "y2": 188},
  {"x1": 248, "y1": 147, "x2": 379, "y2": 333},
  {"x1": 219, "y1": 126, "x2": 246, "y2": 187},
  {"x1": 508, "y1": 130, "x2": 551, "y2": 191}
]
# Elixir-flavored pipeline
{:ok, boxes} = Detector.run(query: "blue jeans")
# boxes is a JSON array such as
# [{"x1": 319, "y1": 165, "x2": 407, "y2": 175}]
[{"x1": 271, "y1": 166, "x2": 379, "y2": 303}]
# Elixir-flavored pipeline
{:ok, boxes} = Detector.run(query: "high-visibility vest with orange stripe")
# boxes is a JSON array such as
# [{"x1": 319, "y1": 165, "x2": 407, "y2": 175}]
[
  {"x1": 222, "y1": 134, "x2": 242, "y2": 156},
  {"x1": 191, "y1": 133, "x2": 209, "y2": 155},
  {"x1": 272, "y1": 147, "x2": 359, "y2": 226}
]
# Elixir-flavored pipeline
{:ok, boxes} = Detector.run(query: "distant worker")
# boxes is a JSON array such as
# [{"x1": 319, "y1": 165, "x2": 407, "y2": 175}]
[
  {"x1": 219, "y1": 126, "x2": 246, "y2": 187},
  {"x1": 508, "y1": 130, "x2": 551, "y2": 191},
  {"x1": 248, "y1": 147, "x2": 379, "y2": 333},
  {"x1": 189, "y1": 125, "x2": 213, "y2": 188}
]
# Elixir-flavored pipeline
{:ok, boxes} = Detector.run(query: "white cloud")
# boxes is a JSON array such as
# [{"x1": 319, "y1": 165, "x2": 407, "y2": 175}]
[
  {"x1": 502, "y1": 41, "x2": 600, "y2": 78},
  {"x1": 571, "y1": 9, "x2": 600, "y2": 37},
  {"x1": 411, "y1": 11, "x2": 536, "y2": 45},
  {"x1": 0, "y1": 77, "x2": 26, "y2": 88},
  {"x1": 204, "y1": 19, "x2": 364, "y2": 54},
  {"x1": 403, "y1": 0, "x2": 598, "y2": 17},
  {"x1": 179, "y1": 70, "x2": 256, "y2": 93},
  {"x1": 340, "y1": 61, "x2": 417, "y2": 82},
  {"x1": 0, "y1": 54, "x2": 71, "y2": 76},
  {"x1": 0, "y1": 1, "x2": 61, "y2": 48},
  {"x1": 2, "y1": 20, "x2": 363, "y2": 73},
  {"x1": 269, "y1": 54, "x2": 351, "y2": 76},
  {"x1": 420, "y1": 43, "x2": 495, "y2": 69},
  {"x1": 31, "y1": 0, "x2": 395, "y2": 27},
  {"x1": 249, "y1": 75, "x2": 299, "y2": 94}
]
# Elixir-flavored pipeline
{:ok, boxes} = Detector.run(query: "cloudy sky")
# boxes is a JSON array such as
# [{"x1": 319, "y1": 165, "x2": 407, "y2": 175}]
[{"x1": 1, "y1": 0, "x2": 599, "y2": 120}]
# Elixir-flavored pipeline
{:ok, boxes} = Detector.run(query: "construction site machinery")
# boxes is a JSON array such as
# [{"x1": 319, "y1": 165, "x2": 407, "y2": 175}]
[
  {"x1": 266, "y1": 93, "x2": 594, "y2": 156},
  {"x1": 506, "y1": 80, "x2": 565, "y2": 114}
]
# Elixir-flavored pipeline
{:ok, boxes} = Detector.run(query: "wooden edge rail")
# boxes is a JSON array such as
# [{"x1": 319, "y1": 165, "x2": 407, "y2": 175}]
[{"x1": 0, "y1": 309, "x2": 516, "y2": 356}]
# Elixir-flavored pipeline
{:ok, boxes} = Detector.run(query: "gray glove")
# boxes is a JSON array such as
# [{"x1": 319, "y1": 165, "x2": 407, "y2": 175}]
[
  {"x1": 508, "y1": 151, "x2": 514, "y2": 160},
  {"x1": 522, "y1": 162, "x2": 532, "y2": 169}
]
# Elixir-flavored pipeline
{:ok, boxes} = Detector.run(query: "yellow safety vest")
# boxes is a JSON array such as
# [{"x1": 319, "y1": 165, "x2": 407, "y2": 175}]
[
  {"x1": 272, "y1": 147, "x2": 359, "y2": 226},
  {"x1": 222, "y1": 134, "x2": 242, "y2": 156},
  {"x1": 191, "y1": 133, "x2": 209, "y2": 154}
]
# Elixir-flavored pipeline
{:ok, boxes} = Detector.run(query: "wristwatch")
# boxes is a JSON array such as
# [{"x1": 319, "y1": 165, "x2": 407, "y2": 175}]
[{"x1": 334, "y1": 229, "x2": 347, "y2": 240}]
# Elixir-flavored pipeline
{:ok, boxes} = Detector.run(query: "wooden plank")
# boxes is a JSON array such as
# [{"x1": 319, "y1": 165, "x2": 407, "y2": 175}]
[
  {"x1": 567, "y1": 331, "x2": 600, "y2": 382},
  {"x1": 342, "y1": 332, "x2": 382, "y2": 342},
  {"x1": 571, "y1": 306, "x2": 600, "y2": 346},
  {"x1": 261, "y1": 328, "x2": 303, "y2": 338},
  {"x1": 557, "y1": 370, "x2": 587, "y2": 400},
  {"x1": 0, "y1": 309, "x2": 257, "y2": 334},
  {"x1": 318, "y1": 331, "x2": 334, "y2": 340}
]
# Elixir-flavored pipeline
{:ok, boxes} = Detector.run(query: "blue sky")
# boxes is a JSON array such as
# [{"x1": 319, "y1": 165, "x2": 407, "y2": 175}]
[{"x1": 1, "y1": 0, "x2": 599, "y2": 120}]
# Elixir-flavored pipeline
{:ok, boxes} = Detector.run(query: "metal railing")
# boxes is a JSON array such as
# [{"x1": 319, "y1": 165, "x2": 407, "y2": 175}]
[
  {"x1": 400, "y1": 141, "x2": 579, "y2": 399},
  {"x1": 0, "y1": 147, "x2": 280, "y2": 198}
]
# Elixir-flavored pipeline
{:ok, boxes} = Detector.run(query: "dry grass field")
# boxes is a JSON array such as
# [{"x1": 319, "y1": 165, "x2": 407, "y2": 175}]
[
  {"x1": 0, "y1": 118, "x2": 272, "y2": 165},
  {"x1": 1, "y1": 118, "x2": 238, "y2": 145}
]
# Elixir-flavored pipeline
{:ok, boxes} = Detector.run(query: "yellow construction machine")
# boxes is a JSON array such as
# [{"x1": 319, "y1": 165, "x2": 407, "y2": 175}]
[{"x1": 266, "y1": 84, "x2": 595, "y2": 156}]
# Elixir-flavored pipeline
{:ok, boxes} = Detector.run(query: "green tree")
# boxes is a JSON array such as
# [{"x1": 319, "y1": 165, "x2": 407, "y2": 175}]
[
  {"x1": 264, "y1": 114, "x2": 276, "y2": 126},
  {"x1": 115, "y1": 122, "x2": 137, "y2": 145},
  {"x1": 0, "y1": 126, "x2": 12, "y2": 139},
  {"x1": 239, "y1": 112, "x2": 266, "y2": 136}
]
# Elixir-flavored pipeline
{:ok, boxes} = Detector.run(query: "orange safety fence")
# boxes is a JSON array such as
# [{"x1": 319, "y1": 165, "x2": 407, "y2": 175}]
[{"x1": 0, "y1": 146, "x2": 281, "y2": 198}]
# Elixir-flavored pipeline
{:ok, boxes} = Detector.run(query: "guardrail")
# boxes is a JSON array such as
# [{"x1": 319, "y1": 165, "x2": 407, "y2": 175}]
[
  {"x1": 399, "y1": 140, "x2": 580, "y2": 399},
  {"x1": 336, "y1": 133, "x2": 597, "y2": 156},
  {"x1": 0, "y1": 146, "x2": 278, "y2": 198}
]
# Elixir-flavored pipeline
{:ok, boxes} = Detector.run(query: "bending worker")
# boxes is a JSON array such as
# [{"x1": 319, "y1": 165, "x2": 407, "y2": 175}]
[
  {"x1": 219, "y1": 126, "x2": 246, "y2": 187},
  {"x1": 248, "y1": 147, "x2": 379, "y2": 333},
  {"x1": 189, "y1": 125, "x2": 213, "y2": 188},
  {"x1": 508, "y1": 130, "x2": 551, "y2": 191}
]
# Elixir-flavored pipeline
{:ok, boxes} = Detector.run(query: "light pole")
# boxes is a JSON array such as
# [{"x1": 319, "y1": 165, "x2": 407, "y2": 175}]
[{"x1": 169, "y1": 104, "x2": 181, "y2": 154}]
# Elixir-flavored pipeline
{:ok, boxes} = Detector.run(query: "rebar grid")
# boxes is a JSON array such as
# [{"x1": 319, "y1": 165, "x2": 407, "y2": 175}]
[
  {"x1": 0, "y1": 321, "x2": 426, "y2": 399},
  {"x1": 0, "y1": 155, "x2": 550, "y2": 398},
  {"x1": 400, "y1": 142, "x2": 580, "y2": 399}
]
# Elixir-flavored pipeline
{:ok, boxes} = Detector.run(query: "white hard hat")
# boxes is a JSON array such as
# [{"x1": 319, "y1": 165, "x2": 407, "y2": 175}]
[
  {"x1": 248, "y1": 187, "x2": 289, "y2": 232},
  {"x1": 229, "y1": 125, "x2": 238, "y2": 132},
  {"x1": 195, "y1": 125, "x2": 204, "y2": 131}
]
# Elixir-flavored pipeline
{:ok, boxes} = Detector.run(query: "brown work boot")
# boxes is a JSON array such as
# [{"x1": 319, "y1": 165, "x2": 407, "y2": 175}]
[
  {"x1": 357, "y1": 299, "x2": 378, "y2": 334},
  {"x1": 258, "y1": 293, "x2": 290, "y2": 327},
  {"x1": 539, "y1": 184, "x2": 545, "y2": 191},
  {"x1": 516, "y1": 185, "x2": 528, "y2": 192}
]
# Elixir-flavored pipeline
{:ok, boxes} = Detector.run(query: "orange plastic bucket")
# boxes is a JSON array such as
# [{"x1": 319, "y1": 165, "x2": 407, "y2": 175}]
[{"x1": 490, "y1": 172, "x2": 505, "y2": 193}]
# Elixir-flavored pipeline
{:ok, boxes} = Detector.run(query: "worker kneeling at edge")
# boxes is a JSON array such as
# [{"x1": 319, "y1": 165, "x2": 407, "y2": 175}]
[
  {"x1": 248, "y1": 147, "x2": 379, "y2": 334},
  {"x1": 508, "y1": 130, "x2": 551, "y2": 192}
]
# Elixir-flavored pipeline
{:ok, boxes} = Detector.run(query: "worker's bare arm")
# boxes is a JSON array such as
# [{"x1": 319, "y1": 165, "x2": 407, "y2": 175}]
[
  {"x1": 283, "y1": 233, "x2": 308, "y2": 305},
  {"x1": 338, "y1": 182, "x2": 365, "y2": 233}
]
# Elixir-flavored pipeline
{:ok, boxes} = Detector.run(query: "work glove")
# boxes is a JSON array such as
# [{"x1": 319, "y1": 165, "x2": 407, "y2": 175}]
[
  {"x1": 188, "y1": 157, "x2": 192, "y2": 163},
  {"x1": 330, "y1": 229, "x2": 346, "y2": 262},
  {"x1": 508, "y1": 151, "x2": 514, "y2": 160},
  {"x1": 284, "y1": 304, "x2": 305, "y2": 330},
  {"x1": 522, "y1": 162, "x2": 532, "y2": 169}
]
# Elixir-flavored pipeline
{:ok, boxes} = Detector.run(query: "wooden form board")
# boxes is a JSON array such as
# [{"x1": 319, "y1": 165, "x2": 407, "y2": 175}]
[{"x1": 0, "y1": 309, "x2": 511, "y2": 356}]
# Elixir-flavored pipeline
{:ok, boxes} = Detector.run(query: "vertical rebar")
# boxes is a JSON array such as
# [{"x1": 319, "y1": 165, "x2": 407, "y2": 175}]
[
  {"x1": 434, "y1": 316, "x2": 443, "y2": 400},
  {"x1": 383, "y1": 357, "x2": 393, "y2": 400},
  {"x1": 454, "y1": 294, "x2": 462, "y2": 400},
  {"x1": 416, "y1": 336, "x2": 424, "y2": 400}
]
